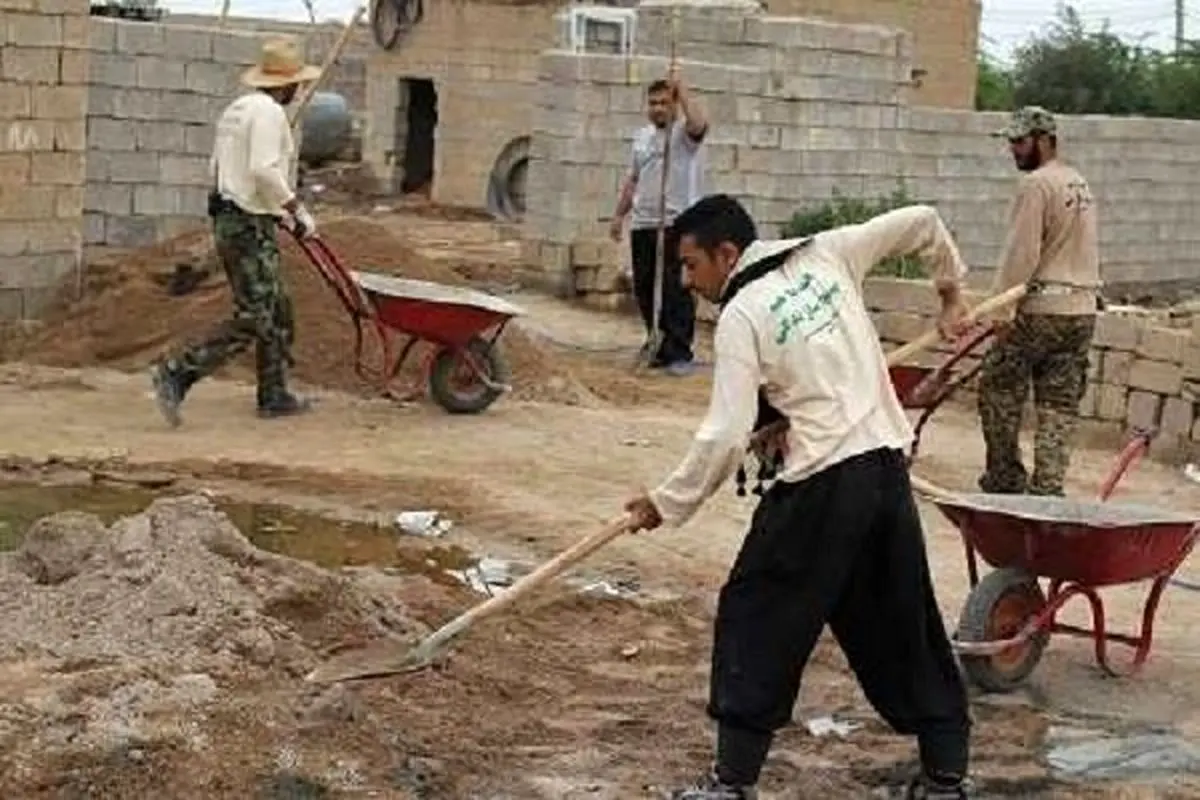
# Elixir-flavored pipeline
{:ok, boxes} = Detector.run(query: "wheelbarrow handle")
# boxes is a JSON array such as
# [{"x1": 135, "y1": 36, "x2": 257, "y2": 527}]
[{"x1": 886, "y1": 284, "x2": 1028, "y2": 368}]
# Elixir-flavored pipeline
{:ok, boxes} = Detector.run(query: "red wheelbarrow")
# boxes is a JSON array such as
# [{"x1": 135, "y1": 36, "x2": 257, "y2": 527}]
[
  {"x1": 913, "y1": 433, "x2": 1200, "y2": 693},
  {"x1": 888, "y1": 324, "x2": 994, "y2": 459},
  {"x1": 290, "y1": 232, "x2": 524, "y2": 415}
]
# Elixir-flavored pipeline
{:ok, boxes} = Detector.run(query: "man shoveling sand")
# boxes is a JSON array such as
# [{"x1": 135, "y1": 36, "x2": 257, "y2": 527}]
[{"x1": 623, "y1": 195, "x2": 976, "y2": 799}]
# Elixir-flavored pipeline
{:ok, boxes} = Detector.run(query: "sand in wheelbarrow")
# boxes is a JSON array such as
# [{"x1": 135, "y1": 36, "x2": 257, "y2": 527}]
[{"x1": 15, "y1": 218, "x2": 590, "y2": 406}]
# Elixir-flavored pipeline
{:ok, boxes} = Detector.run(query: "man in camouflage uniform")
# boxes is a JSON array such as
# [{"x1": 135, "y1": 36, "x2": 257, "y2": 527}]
[
  {"x1": 978, "y1": 107, "x2": 1100, "y2": 496},
  {"x1": 151, "y1": 37, "x2": 321, "y2": 427}
]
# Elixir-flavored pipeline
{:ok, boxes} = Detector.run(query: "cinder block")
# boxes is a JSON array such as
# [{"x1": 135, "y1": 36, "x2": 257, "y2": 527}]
[
  {"x1": 1095, "y1": 383, "x2": 1126, "y2": 421},
  {"x1": 1160, "y1": 396, "x2": 1194, "y2": 439},
  {"x1": 0, "y1": 222, "x2": 27, "y2": 256},
  {"x1": 90, "y1": 53, "x2": 138, "y2": 87},
  {"x1": 133, "y1": 184, "x2": 181, "y2": 215},
  {"x1": 212, "y1": 32, "x2": 262, "y2": 66},
  {"x1": 183, "y1": 124, "x2": 214, "y2": 156},
  {"x1": 24, "y1": 220, "x2": 80, "y2": 255},
  {"x1": 861, "y1": 277, "x2": 941, "y2": 315},
  {"x1": 0, "y1": 186, "x2": 55, "y2": 220},
  {"x1": 1086, "y1": 349, "x2": 1100, "y2": 382},
  {"x1": 32, "y1": 86, "x2": 87, "y2": 120},
  {"x1": 4, "y1": 13, "x2": 62, "y2": 48},
  {"x1": 106, "y1": 152, "x2": 161, "y2": 184},
  {"x1": 87, "y1": 17, "x2": 116, "y2": 52},
  {"x1": 62, "y1": 15, "x2": 89, "y2": 50},
  {"x1": 1092, "y1": 313, "x2": 1143, "y2": 351},
  {"x1": 0, "y1": 252, "x2": 78, "y2": 290},
  {"x1": 1135, "y1": 326, "x2": 1188, "y2": 363},
  {"x1": 183, "y1": 61, "x2": 234, "y2": 97},
  {"x1": 1182, "y1": 344, "x2": 1200, "y2": 380},
  {"x1": 1101, "y1": 350, "x2": 1133, "y2": 385},
  {"x1": 1126, "y1": 390, "x2": 1163, "y2": 430},
  {"x1": 160, "y1": 154, "x2": 209, "y2": 186},
  {"x1": 136, "y1": 56, "x2": 187, "y2": 91},
  {"x1": 114, "y1": 20, "x2": 165, "y2": 56},
  {"x1": 104, "y1": 215, "x2": 158, "y2": 248},
  {"x1": 164, "y1": 27, "x2": 213, "y2": 61},
  {"x1": 59, "y1": 49, "x2": 89, "y2": 85},
  {"x1": 88, "y1": 117, "x2": 135, "y2": 151},
  {"x1": 54, "y1": 186, "x2": 83, "y2": 219},
  {"x1": 0, "y1": 153, "x2": 30, "y2": 185},
  {"x1": 30, "y1": 152, "x2": 83, "y2": 185},
  {"x1": 1127, "y1": 358, "x2": 1183, "y2": 395},
  {"x1": 874, "y1": 310, "x2": 926, "y2": 343},
  {"x1": 134, "y1": 121, "x2": 187, "y2": 153},
  {"x1": 2, "y1": 46, "x2": 61, "y2": 84},
  {"x1": 84, "y1": 183, "x2": 132, "y2": 215},
  {"x1": 0, "y1": 84, "x2": 31, "y2": 117}
]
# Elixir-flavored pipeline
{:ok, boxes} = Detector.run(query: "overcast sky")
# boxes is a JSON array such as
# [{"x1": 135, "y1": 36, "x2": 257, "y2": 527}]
[{"x1": 158, "y1": 0, "x2": 1187, "y2": 64}]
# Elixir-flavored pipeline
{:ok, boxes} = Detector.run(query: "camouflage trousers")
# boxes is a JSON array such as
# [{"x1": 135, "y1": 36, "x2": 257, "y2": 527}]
[
  {"x1": 167, "y1": 204, "x2": 295, "y2": 406},
  {"x1": 977, "y1": 313, "x2": 1095, "y2": 496}
]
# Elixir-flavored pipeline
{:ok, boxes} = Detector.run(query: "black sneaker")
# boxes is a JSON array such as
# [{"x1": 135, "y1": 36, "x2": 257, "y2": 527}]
[
  {"x1": 668, "y1": 771, "x2": 757, "y2": 800},
  {"x1": 881, "y1": 773, "x2": 972, "y2": 799},
  {"x1": 257, "y1": 393, "x2": 315, "y2": 420},
  {"x1": 150, "y1": 363, "x2": 183, "y2": 428}
]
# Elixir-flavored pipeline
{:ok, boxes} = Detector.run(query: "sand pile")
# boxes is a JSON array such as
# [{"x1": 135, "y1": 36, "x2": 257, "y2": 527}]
[
  {"x1": 0, "y1": 495, "x2": 415, "y2": 757},
  {"x1": 17, "y1": 218, "x2": 590, "y2": 405}
]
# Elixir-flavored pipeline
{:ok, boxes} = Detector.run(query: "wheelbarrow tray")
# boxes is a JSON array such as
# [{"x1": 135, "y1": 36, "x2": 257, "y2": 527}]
[
  {"x1": 933, "y1": 493, "x2": 1200, "y2": 587},
  {"x1": 352, "y1": 271, "x2": 526, "y2": 349}
]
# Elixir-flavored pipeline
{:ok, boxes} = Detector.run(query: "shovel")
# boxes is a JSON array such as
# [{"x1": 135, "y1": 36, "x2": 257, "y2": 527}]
[
  {"x1": 306, "y1": 514, "x2": 635, "y2": 684},
  {"x1": 306, "y1": 285, "x2": 1028, "y2": 684}
]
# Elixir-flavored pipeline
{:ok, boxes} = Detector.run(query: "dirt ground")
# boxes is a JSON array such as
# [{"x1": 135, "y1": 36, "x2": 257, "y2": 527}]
[{"x1": 0, "y1": 207, "x2": 1199, "y2": 799}]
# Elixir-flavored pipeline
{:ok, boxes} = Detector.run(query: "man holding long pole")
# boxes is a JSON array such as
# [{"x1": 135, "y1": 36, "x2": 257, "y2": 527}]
[
  {"x1": 609, "y1": 70, "x2": 708, "y2": 376},
  {"x1": 624, "y1": 195, "x2": 975, "y2": 799}
]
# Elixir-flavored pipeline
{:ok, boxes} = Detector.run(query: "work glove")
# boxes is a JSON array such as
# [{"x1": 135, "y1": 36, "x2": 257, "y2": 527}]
[{"x1": 290, "y1": 205, "x2": 318, "y2": 239}]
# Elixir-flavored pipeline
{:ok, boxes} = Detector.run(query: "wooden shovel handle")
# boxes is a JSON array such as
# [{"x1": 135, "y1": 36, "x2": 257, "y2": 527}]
[
  {"x1": 418, "y1": 515, "x2": 635, "y2": 650},
  {"x1": 885, "y1": 284, "x2": 1027, "y2": 368}
]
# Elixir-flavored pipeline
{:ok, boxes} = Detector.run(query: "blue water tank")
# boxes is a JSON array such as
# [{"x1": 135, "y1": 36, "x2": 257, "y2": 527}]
[{"x1": 300, "y1": 92, "x2": 353, "y2": 166}]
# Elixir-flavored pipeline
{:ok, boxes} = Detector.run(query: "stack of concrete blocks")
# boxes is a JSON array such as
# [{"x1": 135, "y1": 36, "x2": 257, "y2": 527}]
[
  {"x1": 0, "y1": 0, "x2": 90, "y2": 319},
  {"x1": 862, "y1": 276, "x2": 1200, "y2": 463},
  {"x1": 525, "y1": 2, "x2": 912, "y2": 305},
  {"x1": 84, "y1": 17, "x2": 367, "y2": 249}
]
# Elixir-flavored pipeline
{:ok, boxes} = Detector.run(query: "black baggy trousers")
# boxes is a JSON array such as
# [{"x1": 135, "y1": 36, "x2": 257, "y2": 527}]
[
  {"x1": 709, "y1": 447, "x2": 971, "y2": 782},
  {"x1": 630, "y1": 225, "x2": 696, "y2": 366}
]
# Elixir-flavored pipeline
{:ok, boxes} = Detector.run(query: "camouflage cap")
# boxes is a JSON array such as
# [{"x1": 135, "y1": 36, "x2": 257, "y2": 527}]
[{"x1": 995, "y1": 106, "x2": 1057, "y2": 139}]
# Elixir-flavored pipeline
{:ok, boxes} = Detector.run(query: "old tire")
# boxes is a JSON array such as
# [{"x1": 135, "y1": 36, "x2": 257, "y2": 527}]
[
  {"x1": 955, "y1": 567, "x2": 1050, "y2": 693},
  {"x1": 428, "y1": 336, "x2": 511, "y2": 415}
]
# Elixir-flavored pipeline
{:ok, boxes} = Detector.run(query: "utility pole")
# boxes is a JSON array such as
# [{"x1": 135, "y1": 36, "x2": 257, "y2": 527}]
[{"x1": 1177, "y1": 0, "x2": 1186, "y2": 57}]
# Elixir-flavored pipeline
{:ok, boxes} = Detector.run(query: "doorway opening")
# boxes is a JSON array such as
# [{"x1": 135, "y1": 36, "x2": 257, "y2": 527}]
[{"x1": 396, "y1": 77, "x2": 437, "y2": 195}]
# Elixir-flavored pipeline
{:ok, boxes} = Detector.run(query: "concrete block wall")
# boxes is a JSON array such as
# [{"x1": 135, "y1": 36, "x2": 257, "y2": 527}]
[
  {"x1": 527, "y1": 8, "x2": 912, "y2": 297},
  {"x1": 525, "y1": 4, "x2": 1200, "y2": 303},
  {"x1": 0, "y1": 0, "x2": 90, "y2": 319},
  {"x1": 862, "y1": 277, "x2": 1200, "y2": 464},
  {"x1": 364, "y1": 1, "x2": 556, "y2": 207},
  {"x1": 84, "y1": 16, "x2": 367, "y2": 249}
]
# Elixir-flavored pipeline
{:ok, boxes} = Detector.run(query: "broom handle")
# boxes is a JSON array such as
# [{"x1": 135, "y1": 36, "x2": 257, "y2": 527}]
[
  {"x1": 885, "y1": 284, "x2": 1027, "y2": 368},
  {"x1": 413, "y1": 515, "x2": 634, "y2": 653},
  {"x1": 650, "y1": 9, "x2": 681, "y2": 359},
  {"x1": 289, "y1": 5, "x2": 368, "y2": 129}
]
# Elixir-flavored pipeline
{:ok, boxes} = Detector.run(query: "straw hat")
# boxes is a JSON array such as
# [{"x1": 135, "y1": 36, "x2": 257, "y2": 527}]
[{"x1": 241, "y1": 37, "x2": 321, "y2": 89}]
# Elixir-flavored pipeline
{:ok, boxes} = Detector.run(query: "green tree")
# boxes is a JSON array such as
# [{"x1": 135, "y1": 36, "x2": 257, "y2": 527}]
[
  {"x1": 1009, "y1": 4, "x2": 1153, "y2": 115},
  {"x1": 975, "y1": 53, "x2": 1015, "y2": 111}
]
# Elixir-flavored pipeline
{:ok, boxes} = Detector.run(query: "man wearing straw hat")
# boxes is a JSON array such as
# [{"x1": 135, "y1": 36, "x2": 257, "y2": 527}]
[{"x1": 151, "y1": 36, "x2": 322, "y2": 427}]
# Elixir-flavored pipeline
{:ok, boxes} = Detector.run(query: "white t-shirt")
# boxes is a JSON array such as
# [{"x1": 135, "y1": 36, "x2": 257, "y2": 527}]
[
  {"x1": 210, "y1": 92, "x2": 296, "y2": 216},
  {"x1": 649, "y1": 205, "x2": 970, "y2": 528},
  {"x1": 627, "y1": 119, "x2": 706, "y2": 230}
]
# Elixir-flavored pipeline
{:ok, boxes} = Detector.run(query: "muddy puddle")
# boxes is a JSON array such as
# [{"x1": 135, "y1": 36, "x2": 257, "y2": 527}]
[{"x1": 0, "y1": 482, "x2": 475, "y2": 580}]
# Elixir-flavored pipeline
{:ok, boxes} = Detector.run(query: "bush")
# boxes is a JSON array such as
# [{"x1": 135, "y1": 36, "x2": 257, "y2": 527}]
[{"x1": 780, "y1": 186, "x2": 929, "y2": 279}]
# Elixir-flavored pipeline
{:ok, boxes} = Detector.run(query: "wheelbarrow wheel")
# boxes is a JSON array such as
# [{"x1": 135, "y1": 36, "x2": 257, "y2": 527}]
[
  {"x1": 428, "y1": 336, "x2": 512, "y2": 415},
  {"x1": 955, "y1": 567, "x2": 1050, "y2": 693}
]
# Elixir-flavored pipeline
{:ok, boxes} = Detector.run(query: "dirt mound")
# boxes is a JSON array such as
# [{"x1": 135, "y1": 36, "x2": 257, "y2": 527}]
[
  {"x1": 0, "y1": 494, "x2": 417, "y2": 761},
  {"x1": 17, "y1": 218, "x2": 590, "y2": 406}
]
